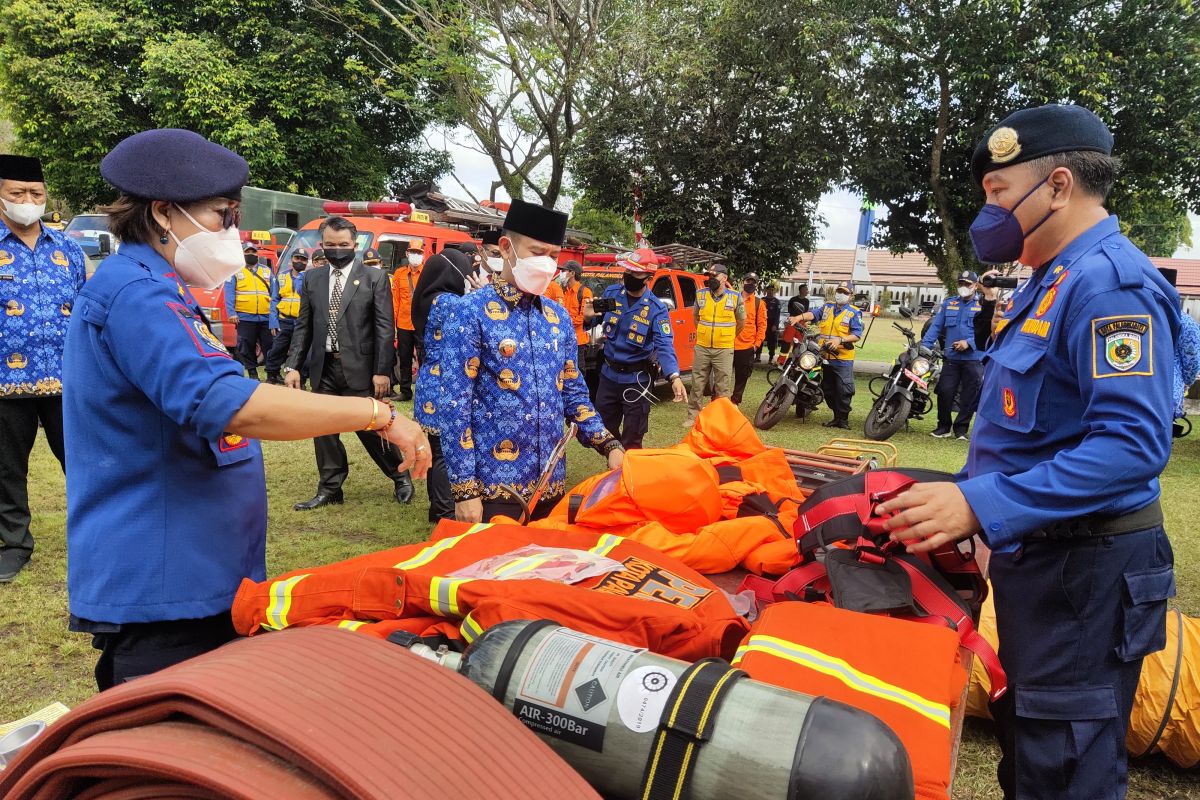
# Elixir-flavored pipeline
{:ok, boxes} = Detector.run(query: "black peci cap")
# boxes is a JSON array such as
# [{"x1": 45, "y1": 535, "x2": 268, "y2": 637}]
[
  {"x1": 101, "y1": 129, "x2": 249, "y2": 202},
  {"x1": 972, "y1": 104, "x2": 1114, "y2": 185},
  {"x1": 502, "y1": 199, "x2": 569, "y2": 246},
  {"x1": 0, "y1": 155, "x2": 44, "y2": 183}
]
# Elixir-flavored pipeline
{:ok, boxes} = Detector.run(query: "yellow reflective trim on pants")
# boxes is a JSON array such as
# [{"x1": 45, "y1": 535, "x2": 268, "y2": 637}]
[
  {"x1": 461, "y1": 613, "x2": 484, "y2": 644},
  {"x1": 337, "y1": 620, "x2": 366, "y2": 631},
  {"x1": 590, "y1": 533, "x2": 623, "y2": 557},
  {"x1": 733, "y1": 635, "x2": 950, "y2": 729},
  {"x1": 393, "y1": 523, "x2": 493, "y2": 570},
  {"x1": 429, "y1": 576, "x2": 470, "y2": 617},
  {"x1": 262, "y1": 574, "x2": 310, "y2": 631}
]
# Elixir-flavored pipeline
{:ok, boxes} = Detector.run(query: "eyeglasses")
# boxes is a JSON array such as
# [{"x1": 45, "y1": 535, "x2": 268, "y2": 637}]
[{"x1": 215, "y1": 206, "x2": 242, "y2": 230}]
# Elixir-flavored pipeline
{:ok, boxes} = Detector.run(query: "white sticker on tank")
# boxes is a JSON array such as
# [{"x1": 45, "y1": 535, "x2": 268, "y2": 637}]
[{"x1": 617, "y1": 664, "x2": 677, "y2": 734}]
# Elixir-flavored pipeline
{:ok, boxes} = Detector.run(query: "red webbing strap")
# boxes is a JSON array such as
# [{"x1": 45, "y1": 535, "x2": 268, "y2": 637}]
[
  {"x1": 795, "y1": 472, "x2": 918, "y2": 557},
  {"x1": 737, "y1": 562, "x2": 828, "y2": 608},
  {"x1": 891, "y1": 557, "x2": 1008, "y2": 700}
]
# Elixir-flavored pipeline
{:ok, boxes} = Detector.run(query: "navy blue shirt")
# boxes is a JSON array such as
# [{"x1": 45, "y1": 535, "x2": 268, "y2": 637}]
[
  {"x1": 0, "y1": 221, "x2": 87, "y2": 398},
  {"x1": 922, "y1": 294, "x2": 984, "y2": 362},
  {"x1": 64, "y1": 242, "x2": 266, "y2": 623},
  {"x1": 959, "y1": 217, "x2": 1178, "y2": 552},
  {"x1": 599, "y1": 283, "x2": 680, "y2": 384}
]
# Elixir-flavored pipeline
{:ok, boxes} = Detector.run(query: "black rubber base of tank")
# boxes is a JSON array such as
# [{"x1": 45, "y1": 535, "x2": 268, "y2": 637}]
[{"x1": 789, "y1": 696, "x2": 915, "y2": 800}]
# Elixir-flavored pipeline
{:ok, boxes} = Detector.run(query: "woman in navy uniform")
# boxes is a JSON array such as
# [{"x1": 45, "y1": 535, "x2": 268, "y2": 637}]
[
  {"x1": 878, "y1": 105, "x2": 1178, "y2": 800},
  {"x1": 593, "y1": 248, "x2": 687, "y2": 449},
  {"x1": 63, "y1": 129, "x2": 431, "y2": 690}
]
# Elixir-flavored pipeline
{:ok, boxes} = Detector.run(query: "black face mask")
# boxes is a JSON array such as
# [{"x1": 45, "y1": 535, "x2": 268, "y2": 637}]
[
  {"x1": 291, "y1": 260, "x2": 307, "y2": 272},
  {"x1": 244, "y1": 254, "x2": 258, "y2": 267},
  {"x1": 743, "y1": 283, "x2": 756, "y2": 294},
  {"x1": 324, "y1": 248, "x2": 355, "y2": 269},
  {"x1": 623, "y1": 274, "x2": 647, "y2": 294},
  {"x1": 706, "y1": 277, "x2": 721, "y2": 292}
]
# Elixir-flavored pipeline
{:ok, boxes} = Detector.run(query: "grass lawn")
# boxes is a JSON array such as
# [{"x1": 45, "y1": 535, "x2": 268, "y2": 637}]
[{"x1": 3, "y1": 369, "x2": 1198, "y2": 798}]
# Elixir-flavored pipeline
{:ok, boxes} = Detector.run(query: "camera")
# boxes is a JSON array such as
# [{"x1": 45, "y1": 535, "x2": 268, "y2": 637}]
[
  {"x1": 981, "y1": 274, "x2": 1019, "y2": 290},
  {"x1": 590, "y1": 298, "x2": 615, "y2": 314}
]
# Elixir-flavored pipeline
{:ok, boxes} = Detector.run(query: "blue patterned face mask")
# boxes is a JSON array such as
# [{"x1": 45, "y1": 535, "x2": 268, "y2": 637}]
[{"x1": 969, "y1": 177, "x2": 1053, "y2": 265}]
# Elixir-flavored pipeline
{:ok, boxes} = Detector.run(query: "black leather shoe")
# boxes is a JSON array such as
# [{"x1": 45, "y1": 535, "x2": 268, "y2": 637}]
[
  {"x1": 398, "y1": 389, "x2": 414, "y2": 402},
  {"x1": 822, "y1": 419, "x2": 851, "y2": 429},
  {"x1": 0, "y1": 550, "x2": 31, "y2": 583},
  {"x1": 394, "y1": 473, "x2": 414, "y2": 504},
  {"x1": 293, "y1": 491, "x2": 344, "y2": 511}
]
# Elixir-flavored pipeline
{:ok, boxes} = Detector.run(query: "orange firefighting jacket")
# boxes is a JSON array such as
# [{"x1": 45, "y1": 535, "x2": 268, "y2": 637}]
[
  {"x1": 545, "y1": 280, "x2": 593, "y2": 345},
  {"x1": 733, "y1": 601, "x2": 966, "y2": 800},
  {"x1": 734, "y1": 293, "x2": 767, "y2": 350},
  {"x1": 232, "y1": 522, "x2": 749, "y2": 662},
  {"x1": 392, "y1": 263, "x2": 423, "y2": 331}
]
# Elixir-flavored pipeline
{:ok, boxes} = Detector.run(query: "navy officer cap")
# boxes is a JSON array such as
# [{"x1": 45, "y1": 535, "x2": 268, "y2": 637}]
[
  {"x1": 502, "y1": 199, "x2": 568, "y2": 246},
  {"x1": 958, "y1": 270, "x2": 979, "y2": 284},
  {"x1": 101, "y1": 129, "x2": 249, "y2": 202},
  {"x1": 971, "y1": 104, "x2": 1114, "y2": 185}
]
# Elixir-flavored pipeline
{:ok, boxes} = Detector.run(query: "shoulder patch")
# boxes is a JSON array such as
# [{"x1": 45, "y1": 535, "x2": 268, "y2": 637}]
[
  {"x1": 1093, "y1": 315, "x2": 1151, "y2": 378},
  {"x1": 659, "y1": 320, "x2": 671, "y2": 335},
  {"x1": 168, "y1": 302, "x2": 231, "y2": 358}
]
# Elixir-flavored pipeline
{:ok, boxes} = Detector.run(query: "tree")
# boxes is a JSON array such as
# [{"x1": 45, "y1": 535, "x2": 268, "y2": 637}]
[
  {"x1": 1118, "y1": 191, "x2": 1193, "y2": 257},
  {"x1": 836, "y1": 0, "x2": 1200, "y2": 286},
  {"x1": 573, "y1": 0, "x2": 857, "y2": 278},
  {"x1": 567, "y1": 191, "x2": 637, "y2": 249},
  {"x1": 0, "y1": 0, "x2": 448, "y2": 210},
  {"x1": 317, "y1": 0, "x2": 647, "y2": 207}
]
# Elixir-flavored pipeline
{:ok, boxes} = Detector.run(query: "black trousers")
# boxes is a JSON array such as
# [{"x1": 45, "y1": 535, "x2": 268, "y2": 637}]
[
  {"x1": 396, "y1": 328, "x2": 419, "y2": 393},
  {"x1": 821, "y1": 360, "x2": 855, "y2": 423},
  {"x1": 87, "y1": 612, "x2": 238, "y2": 691},
  {"x1": 730, "y1": 347, "x2": 757, "y2": 404},
  {"x1": 762, "y1": 327, "x2": 779, "y2": 361},
  {"x1": 265, "y1": 317, "x2": 297, "y2": 378},
  {"x1": 935, "y1": 360, "x2": 984, "y2": 435},
  {"x1": 482, "y1": 493, "x2": 563, "y2": 524},
  {"x1": 595, "y1": 373, "x2": 651, "y2": 450},
  {"x1": 235, "y1": 319, "x2": 274, "y2": 379},
  {"x1": 313, "y1": 358, "x2": 403, "y2": 494},
  {"x1": 426, "y1": 435, "x2": 454, "y2": 523},
  {"x1": 0, "y1": 397, "x2": 65, "y2": 556}
]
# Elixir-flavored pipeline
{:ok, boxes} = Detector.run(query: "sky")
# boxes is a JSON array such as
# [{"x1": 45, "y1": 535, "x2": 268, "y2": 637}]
[{"x1": 438, "y1": 129, "x2": 1200, "y2": 257}]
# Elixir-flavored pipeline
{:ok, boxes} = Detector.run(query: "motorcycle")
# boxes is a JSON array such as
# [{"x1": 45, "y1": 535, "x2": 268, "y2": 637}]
[
  {"x1": 753, "y1": 325, "x2": 834, "y2": 430},
  {"x1": 863, "y1": 307, "x2": 943, "y2": 441}
]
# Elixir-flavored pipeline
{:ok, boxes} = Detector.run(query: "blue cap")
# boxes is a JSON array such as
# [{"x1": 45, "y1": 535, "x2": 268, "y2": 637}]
[
  {"x1": 972, "y1": 104, "x2": 1114, "y2": 184},
  {"x1": 958, "y1": 270, "x2": 979, "y2": 284},
  {"x1": 101, "y1": 129, "x2": 249, "y2": 202}
]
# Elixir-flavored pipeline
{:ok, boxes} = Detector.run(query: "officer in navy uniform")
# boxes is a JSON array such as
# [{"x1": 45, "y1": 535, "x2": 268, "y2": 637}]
[
  {"x1": 63, "y1": 129, "x2": 430, "y2": 689},
  {"x1": 921, "y1": 271, "x2": 985, "y2": 439},
  {"x1": 593, "y1": 248, "x2": 688, "y2": 449},
  {"x1": 0, "y1": 155, "x2": 87, "y2": 583},
  {"x1": 877, "y1": 105, "x2": 1178, "y2": 800}
]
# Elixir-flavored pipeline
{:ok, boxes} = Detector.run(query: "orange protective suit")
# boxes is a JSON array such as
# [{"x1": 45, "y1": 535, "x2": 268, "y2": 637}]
[{"x1": 232, "y1": 522, "x2": 749, "y2": 662}]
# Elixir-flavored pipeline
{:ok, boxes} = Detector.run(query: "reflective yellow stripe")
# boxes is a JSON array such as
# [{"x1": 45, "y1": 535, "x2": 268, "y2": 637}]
[
  {"x1": 461, "y1": 613, "x2": 485, "y2": 644},
  {"x1": 262, "y1": 574, "x2": 310, "y2": 631},
  {"x1": 733, "y1": 635, "x2": 950, "y2": 729},
  {"x1": 590, "y1": 533, "x2": 623, "y2": 557},
  {"x1": 429, "y1": 576, "x2": 470, "y2": 617},
  {"x1": 393, "y1": 523, "x2": 493, "y2": 570},
  {"x1": 493, "y1": 553, "x2": 553, "y2": 578},
  {"x1": 337, "y1": 620, "x2": 366, "y2": 631}
]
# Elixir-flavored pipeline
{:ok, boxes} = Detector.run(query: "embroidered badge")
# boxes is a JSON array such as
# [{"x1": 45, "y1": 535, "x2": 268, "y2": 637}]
[
  {"x1": 168, "y1": 302, "x2": 229, "y2": 358},
  {"x1": 1093, "y1": 315, "x2": 1152, "y2": 378},
  {"x1": 219, "y1": 433, "x2": 248, "y2": 452},
  {"x1": 660, "y1": 321, "x2": 671, "y2": 335},
  {"x1": 1002, "y1": 387, "x2": 1017, "y2": 418},
  {"x1": 1035, "y1": 270, "x2": 1069, "y2": 319}
]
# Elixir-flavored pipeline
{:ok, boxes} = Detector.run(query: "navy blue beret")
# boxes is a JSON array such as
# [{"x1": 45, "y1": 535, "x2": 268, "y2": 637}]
[
  {"x1": 971, "y1": 104, "x2": 1114, "y2": 184},
  {"x1": 101, "y1": 129, "x2": 249, "y2": 202}
]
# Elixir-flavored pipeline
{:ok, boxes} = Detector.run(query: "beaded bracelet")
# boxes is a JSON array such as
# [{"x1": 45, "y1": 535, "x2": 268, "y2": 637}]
[{"x1": 378, "y1": 403, "x2": 397, "y2": 434}]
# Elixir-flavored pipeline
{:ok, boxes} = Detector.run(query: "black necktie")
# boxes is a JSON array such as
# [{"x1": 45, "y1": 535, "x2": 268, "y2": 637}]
[{"x1": 330, "y1": 269, "x2": 344, "y2": 352}]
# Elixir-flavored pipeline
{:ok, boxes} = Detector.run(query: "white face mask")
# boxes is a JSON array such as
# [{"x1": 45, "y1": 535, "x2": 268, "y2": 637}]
[
  {"x1": 555, "y1": 271, "x2": 571, "y2": 287},
  {"x1": 407, "y1": 252, "x2": 423, "y2": 266},
  {"x1": 2, "y1": 199, "x2": 46, "y2": 227},
  {"x1": 834, "y1": 292, "x2": 850, "y2": 305},
  {"x1": 510, "y1": 253, "x2": 559, "y2": 296},
  {"x1": 957, "y1": 286, "x2": 975, "y2": 299},
  {"x1": 169, "y1": 205, "x2": 245, "y2": 290},
  {"x1": 486, "y1": 256, "x2": 504, "y2": 273}
]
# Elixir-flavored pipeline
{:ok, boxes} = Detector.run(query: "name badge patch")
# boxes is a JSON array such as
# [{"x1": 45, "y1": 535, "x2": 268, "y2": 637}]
[{"x1": 1093, "y1": 315, "x2": 1151, "y2": 378}]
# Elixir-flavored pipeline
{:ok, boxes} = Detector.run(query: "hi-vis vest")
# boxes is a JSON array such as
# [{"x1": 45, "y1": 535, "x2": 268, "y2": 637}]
[
  {"x1": 696, "y1": 289, "x2": 741, "y2": 349},
  {"x1": 277, "y1": 271, "x2": 300, "y2": 318},
  {"x1": 817, "y1": 304, "x2": 859, "y2": 361},
  {"x1": 233, "y1": 266, "x2": 273, "y2": 316}
]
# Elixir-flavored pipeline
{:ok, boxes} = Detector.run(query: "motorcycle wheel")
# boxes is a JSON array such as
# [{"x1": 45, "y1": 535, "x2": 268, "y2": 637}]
[
  {"x1": 754, "y1": 381, "x2": 798, "y2": 430},
  {"x1": 863, "y1": 392, "x2": 912, "y2": 441}
]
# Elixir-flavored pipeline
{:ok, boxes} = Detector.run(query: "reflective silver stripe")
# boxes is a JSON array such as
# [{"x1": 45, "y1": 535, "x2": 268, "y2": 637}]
[
  {"x1": 461, "y1": 613, "x2": 484, "y2": 643},
  {"x1": 590, "y1": 534, "x2": 623, "y2": 557},
  {"x1": 337, "y1": 620, "x2": 366, "y2": 631},
  {"x1": 394, "y1": 523, "x2": 493, "y2": 570},
  {"x1": 430, "y1": 576, "x2": 470, "y2": 616},
  {"x1": 262, "y1": 574, "x2": 310, "y2": 631}
]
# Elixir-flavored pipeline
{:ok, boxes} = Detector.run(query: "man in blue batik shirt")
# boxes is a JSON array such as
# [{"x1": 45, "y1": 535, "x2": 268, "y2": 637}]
[
  {"x1": 0, "y1": 155, "x2": 87, "y2": 582},
  {"x1": 878, "y1": 104, "x2": 1178, "y2": 800},
  {"x1": 440, "y1": 199, "x2": 624, "y2": 524}
]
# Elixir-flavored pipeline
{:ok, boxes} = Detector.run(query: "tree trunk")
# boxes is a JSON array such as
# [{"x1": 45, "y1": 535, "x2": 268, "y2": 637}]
[{"x1": 929, "y1": 65, "x2": 965, "y2": 288}]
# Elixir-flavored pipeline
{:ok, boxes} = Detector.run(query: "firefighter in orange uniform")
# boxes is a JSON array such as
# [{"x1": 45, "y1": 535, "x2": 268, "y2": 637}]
[
  {"x1": 730, "y1": 272, "x2": 767, "y2": 405},
  {"x1": 392, "y1": 238, "x2": 424, "y2": 401},
  {"x1": 547, "y1": 260, "x2": 593, "y2": 364}
]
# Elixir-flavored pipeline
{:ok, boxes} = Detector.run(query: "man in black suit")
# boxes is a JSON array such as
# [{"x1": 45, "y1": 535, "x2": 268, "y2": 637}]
[{"x1": 284, "y1": 216, "x2": 414, "y2": 509}]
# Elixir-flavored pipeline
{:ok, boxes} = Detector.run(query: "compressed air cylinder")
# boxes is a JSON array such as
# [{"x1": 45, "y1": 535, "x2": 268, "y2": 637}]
[{"x1": 459, "y1": 620, "x2": 914, "y2": 800}]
